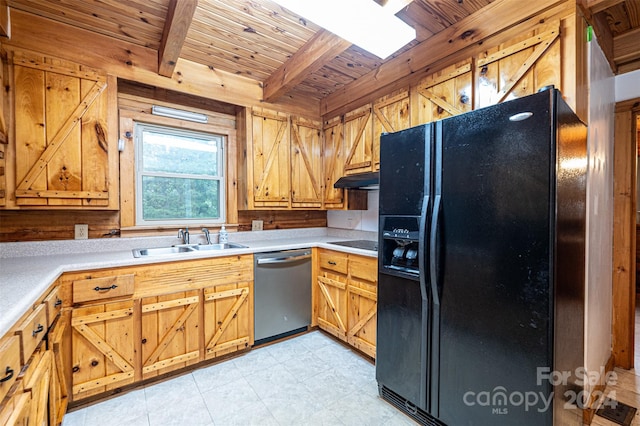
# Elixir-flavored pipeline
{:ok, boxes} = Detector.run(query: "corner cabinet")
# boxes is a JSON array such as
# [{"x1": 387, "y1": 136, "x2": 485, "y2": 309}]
[
  {"x1": 314, "y1": 249, "x2": 378, "y2": 358},
  {"x1": 3, "y1": 48, "x2": 118, "y2": 209}
]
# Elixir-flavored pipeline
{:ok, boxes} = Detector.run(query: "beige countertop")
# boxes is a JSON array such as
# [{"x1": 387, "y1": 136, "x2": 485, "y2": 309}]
[{"x1": 0, "y1": 228, "x2": 377, "y2": 337}]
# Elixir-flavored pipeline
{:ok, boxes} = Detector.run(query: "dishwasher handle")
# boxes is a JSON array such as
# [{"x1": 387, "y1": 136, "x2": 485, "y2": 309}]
[{"x1": 256, "y1": 252, "x2": 311, "y2": 265}]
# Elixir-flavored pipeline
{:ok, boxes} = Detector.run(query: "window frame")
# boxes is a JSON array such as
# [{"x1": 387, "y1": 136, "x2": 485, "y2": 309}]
[{"x1": 134, "y1": 122, "x2": 226, "y2": 226}]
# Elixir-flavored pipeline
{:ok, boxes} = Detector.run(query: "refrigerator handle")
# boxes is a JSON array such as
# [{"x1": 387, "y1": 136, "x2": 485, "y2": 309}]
[
  {"x1": 429, "y1": 194, "x2": 442, "y2": 306},
  {"x1": 418, "y1": 195, "x2": 430, "y2": 301}
]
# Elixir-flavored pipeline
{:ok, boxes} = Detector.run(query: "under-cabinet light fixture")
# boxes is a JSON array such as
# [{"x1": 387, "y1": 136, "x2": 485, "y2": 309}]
[
  {"x1": 272, "y1": 0, "x2": 416, "y2": 59},
  {"x1": 151, "y1": 105, "x2": 208, "y2": 123}
]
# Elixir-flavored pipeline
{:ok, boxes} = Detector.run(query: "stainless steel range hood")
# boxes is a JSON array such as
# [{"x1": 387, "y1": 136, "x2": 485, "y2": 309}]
[{"x1": 333, "y1": 171, "x2": 379, "y2": 189}]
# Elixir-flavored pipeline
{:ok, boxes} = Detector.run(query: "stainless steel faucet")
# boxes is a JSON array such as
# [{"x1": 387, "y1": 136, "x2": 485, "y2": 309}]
[
  {"x1": 178, "y1": 228, "x2": 189, "y2": 244},
  {"x1": 202, "y1": 228, "x2": 211, "y2": 245}
]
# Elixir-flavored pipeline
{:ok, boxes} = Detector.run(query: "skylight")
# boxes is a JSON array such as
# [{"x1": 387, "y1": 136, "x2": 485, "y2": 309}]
[{"x1": 273, "y1": 0, "x2": 416, "y2": 59}]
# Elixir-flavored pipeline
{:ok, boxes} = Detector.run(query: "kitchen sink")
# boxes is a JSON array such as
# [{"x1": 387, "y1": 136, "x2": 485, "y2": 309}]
[{"x1": 132, "y1": 242, "x2": 247, "y2": 258}]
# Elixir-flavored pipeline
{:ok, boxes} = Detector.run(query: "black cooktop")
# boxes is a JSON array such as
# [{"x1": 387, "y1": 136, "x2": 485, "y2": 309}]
[{"x1": 328, "y1": 240, "x2": 378, "y2": 252}]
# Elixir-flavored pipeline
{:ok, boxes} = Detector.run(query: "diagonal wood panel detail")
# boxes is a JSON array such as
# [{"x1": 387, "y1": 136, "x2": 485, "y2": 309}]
[
  {"x1": 495, "y1": 31, "x2": 560, "y2": 102},
  {"x1": 418, "y1": 88, "x2": 464, "y2": 116},
  {"x1": 205, "y1": 288, "x2": 249, "y2": 351},
  {"x1": 344, "y1": 109, "x2": 372, "y2": 171},
  {"x1": 73, "y1": 323, "x2": 134, "y2": 374},
  {"x1": 317, "y1": 276, "x2": 347, "y2": 333},
  {"x1": 142, "y1": 301, "x2": 199, "y2": 368},
  {"x1": 291, "y1": 122, "x2": 321, "y2": 199},
  {"x1": 16, "y1": 80, "x2": 107, "y2": 191},
  {"x1": 254, "y1": 115, "x2": 287, "y2": 199}
]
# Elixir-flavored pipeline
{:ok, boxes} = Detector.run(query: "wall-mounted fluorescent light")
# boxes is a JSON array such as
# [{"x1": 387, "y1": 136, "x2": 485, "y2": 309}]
[
  {"x1": 272, "y1": 0, "x2": 416, "y2": 59},
  {"x1": 151, "y1": 105, "x2": 208, "y2": 123}
]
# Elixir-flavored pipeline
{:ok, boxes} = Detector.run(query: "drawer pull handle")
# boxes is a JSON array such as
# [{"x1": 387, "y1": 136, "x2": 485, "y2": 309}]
[
  {"x1": 0, "y1": 366, "x2": 13, "y2": 383},
  {"x1": 54, "y1": 298, "x2": 62, "y2": 307},
  {"x1": 32, "y1": 324, "x2": 44, "y2": 337},
  {"x1": 94, "y1": 284, "x2": 118, "y2": 292},
  {"x1": 328, "y1": 261, "x2": 337, "y2": 265}
]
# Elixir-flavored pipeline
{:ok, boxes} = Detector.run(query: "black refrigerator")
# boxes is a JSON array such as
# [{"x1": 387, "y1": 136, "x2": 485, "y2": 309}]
[{"x1": 376, "y1": 89, "x2": 587, "y2": 426}]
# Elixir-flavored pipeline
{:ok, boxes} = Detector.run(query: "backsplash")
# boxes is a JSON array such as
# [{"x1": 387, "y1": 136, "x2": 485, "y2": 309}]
[{"x1": 327, "y1": 190, "x2": 379, "y2": 232}]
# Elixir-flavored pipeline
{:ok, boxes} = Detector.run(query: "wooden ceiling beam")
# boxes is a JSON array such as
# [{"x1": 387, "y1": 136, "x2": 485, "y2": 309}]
[
  {"x1": 158, "y1": 0, "x2": 197, "y2": 77},
  {"x1": 320, "y1": 0, "x2": 565, "y2": 117},
  {"x1": 583, "y1": 0, "x2": 626, "y2": 14},
  {"x1": 262, "y1": 30, "x2": 352, "y2": 103},
  {"x1": 614, "y1": 26, "x2": 640, "y2": 65}
]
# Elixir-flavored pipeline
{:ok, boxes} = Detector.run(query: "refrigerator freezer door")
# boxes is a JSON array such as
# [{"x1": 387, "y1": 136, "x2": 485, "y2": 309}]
[{"x1": 379, "y1": 124, "x2": 431, "y2": 216}]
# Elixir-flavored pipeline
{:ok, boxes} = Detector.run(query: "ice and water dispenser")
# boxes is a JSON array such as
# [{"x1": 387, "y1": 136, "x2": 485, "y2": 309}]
[{"x1": 379, "y1": 216, "x2": 420, "y2": 276}]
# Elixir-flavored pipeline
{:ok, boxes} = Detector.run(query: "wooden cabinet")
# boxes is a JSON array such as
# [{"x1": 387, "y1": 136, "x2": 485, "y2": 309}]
[
  {"x1": 322, "y1": 116, "x2": 345, "y2": 209},
  {"x1": 343, "y1": 105, "x2": 373, "y2": 175},
  {"x1": 58, "y1": 254, "x2": 254, "y2": 403},
  {"x1": 48, "y1": 315, "x2": 69, "y2": 426},
  {"x1": 372, "y1": 90, "x2": 411, "y2": 171},
  {"x1": 204, "y1": 281, "x2": 252, "y2": 359},
  {"x1": 346, "y1": 256, "x2": 377, "y2": 358},
  {"x1": 315, "y1": 249, "x2": 378, "y2": 358},
  {"x1": 70, "y1": 300, "x2": 136, "y2": 400},
  {"x1": 0, "y1": 336, "x2": 21, "y2": 403},
  {"x1": 4, "y1": 48, "x2": 118, "y2": 210},
  {"x1": 249, "y1": 108, "x2": 291, "y2": 208},
  {"x1": 247, "y1": 108, "x2": 325, "y2": 209},
  {"x1": 315, "y1": 250, "x2": 349, "y2": 342},
  {"x1": 290, "y1": 116, "x2": 322, "y2": 209},
  {"x1": 141, "y1": 290, "x2": 200, "y2": 380}
]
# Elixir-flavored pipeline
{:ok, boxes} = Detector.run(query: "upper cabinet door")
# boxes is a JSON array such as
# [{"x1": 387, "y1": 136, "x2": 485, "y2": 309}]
[
  {"x1": 250, "y1": 108, "x2": 290, "y2": 208},
  {"x1": 10, "y1": 49, "x2": 117, "y2": 209},
  {"x1": 343, "y1": 104, "x2": 373, "y2": 175},
  {"x1": 372, "y1": 89, "x2": 411, "y2": 171},
  {"x1": 290, "y1": 116, "x2": 322, "y2": 209},
  {"x1": 322, "y1": 116, "x2": 345, "y2": 209}
]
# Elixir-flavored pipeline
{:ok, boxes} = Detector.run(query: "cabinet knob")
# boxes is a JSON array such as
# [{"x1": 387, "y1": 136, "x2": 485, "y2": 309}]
[{"x1": 328, "y1": 261, "x2": 337, "y2": 265}]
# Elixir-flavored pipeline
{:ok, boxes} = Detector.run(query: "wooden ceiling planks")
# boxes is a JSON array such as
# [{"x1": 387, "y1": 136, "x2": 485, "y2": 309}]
[
  {"x1": 4, "y1": 0, "x2": 640, "y2": 114},
  {"x1": 7, "y1": 0, "x2": 168, "y2": 49}
]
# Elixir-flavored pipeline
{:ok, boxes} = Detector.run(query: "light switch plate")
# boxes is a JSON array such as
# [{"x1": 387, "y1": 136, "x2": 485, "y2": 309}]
[
  {"x1": 252, "y1": 220, "x2": 263, "y2": 231},
  {"x1": 75, "y1": 224, "x2": 89, "y2": 239}
]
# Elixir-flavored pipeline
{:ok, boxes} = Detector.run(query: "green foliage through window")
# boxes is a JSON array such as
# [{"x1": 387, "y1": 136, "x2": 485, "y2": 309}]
[{"x1": 135, "y1": 123, "x2": 225, "y2": 225}]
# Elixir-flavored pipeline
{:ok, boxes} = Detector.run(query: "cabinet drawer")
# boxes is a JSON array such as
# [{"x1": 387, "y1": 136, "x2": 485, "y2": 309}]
[
  {"x1": 43, "y1": 286, "x2": 63, "y2": 326},
  {"x1": 15, "y1": 304, "x2": 47, "y2": 364},
  {"x1": 0, "y1": 336, "x2": 21, "y2": 402},
  {"x1": 319, "y1": 252, "x2": 348, "y2": 274},
  {"x1": 349, "y1": 257, "x2": 378, "y2": 283},
  {"x1": 73, "y1": 274, "x2": 134, "y2": 304}
]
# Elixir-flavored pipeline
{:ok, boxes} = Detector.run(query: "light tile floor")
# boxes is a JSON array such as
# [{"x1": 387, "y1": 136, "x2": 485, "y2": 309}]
[
  {"x1": 61, "y1": 311, "x2": 640, "y2": 426},
  {"x1": 591, "y1": 296, "x2": 640, "y2": 426},
  {"x1": 61, "y1": 331, "x2": 417, "y2": 426}
]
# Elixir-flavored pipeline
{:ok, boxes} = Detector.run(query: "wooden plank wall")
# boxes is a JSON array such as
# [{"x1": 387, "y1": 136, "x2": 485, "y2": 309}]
[
  {"x1": 237, "y1": 210, "x2": 326, "y2": 232},
  {"x1": 0, "y1": 210, "x2": 120, "y2": 241}
]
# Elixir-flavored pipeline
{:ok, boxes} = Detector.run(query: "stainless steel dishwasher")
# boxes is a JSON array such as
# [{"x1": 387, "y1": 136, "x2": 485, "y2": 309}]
[{"x1": 254, "y1": 249, "x2": 312, "y2": 345}]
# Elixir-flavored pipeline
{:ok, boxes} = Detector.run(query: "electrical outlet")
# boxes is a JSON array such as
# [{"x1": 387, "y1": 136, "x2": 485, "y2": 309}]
[
  {"x1": 75, "y1": 224, "x2": 89, "y2": 240},
  {"x1": 252, "y1": 220, "x2": 264, "y2": 231}
]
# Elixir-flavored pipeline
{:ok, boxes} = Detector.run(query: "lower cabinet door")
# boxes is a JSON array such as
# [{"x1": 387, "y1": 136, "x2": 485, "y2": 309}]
[
  {"x1": 71, "y1": 300, "x2": 135, "y2": 400},
  {"x1": 22, "y1": 344, "x2": 52, "y2": 426},
  {"x1": 203, "y1": 282, "x2": 252, "y2": 359},
  {"x1": 49, "y1": 315, "x2": 69, "y2": 425},
  {"x1": 347, "y1": 279, "x2": 377, "y2": 358},
  {"x1": 0, "y1": 391, "x2": 31, "y2": 426},
  {"x1": 316, "y1": 271, "x2": 348, "y2": 341},
  {"x1": 141, "y1": 291, "x2": 201, "y2": 379}
]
